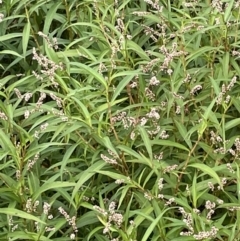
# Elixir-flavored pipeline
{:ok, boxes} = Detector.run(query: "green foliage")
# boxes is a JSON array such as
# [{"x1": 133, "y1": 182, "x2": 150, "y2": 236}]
[{"x1": 0, "y1": 0, "x2": 240, "y2": 240}]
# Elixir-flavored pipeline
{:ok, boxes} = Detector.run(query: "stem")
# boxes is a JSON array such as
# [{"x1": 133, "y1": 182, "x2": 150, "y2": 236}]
[{"x1": 175, "y1": 136, "x2": 201, "y2": 194}]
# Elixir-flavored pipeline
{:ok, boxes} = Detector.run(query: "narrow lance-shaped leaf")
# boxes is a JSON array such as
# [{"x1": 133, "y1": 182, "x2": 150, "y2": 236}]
[
  {"x1": 188, "y1": 163, "x2": 222, "y2": 188},
  {"x1": 0, "y1": 208, "x2": 45, "y2": 224},
  {"x1": 22, "y1": 21, "x2": 30, "y2": 57},
  {"x1": 138, "y1": 126, "x2": 153, "y2": 160},
  {"x1": 33, "y1": 182, "x2": 75, "y2": 200},
  {"x1": 71, "y1": 161, "x2": 106, "y2": 200},
  {"x1": 70, "y1": 62, "x2": 107, "y2": 89},
  {"x1": 151, "y1": 140, "x2": 189, "y2": 152}
]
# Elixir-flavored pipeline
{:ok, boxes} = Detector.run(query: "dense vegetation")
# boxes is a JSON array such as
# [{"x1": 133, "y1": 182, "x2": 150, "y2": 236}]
[{"x1": 1, "y1": 0, "x2": 240, "y2": 240}]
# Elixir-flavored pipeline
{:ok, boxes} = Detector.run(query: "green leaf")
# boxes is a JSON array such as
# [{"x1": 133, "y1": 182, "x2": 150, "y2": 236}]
[
  {"x1": 186, "y1": 46, "x2": 221, "y2": 65},
  {"x1": 92, "y1": 98, "x2": 127, "y2": 115},
  {"x1": 225, "y1": 118, "x2": 240, "y2": 130},
  {"x1": 0, "y1": 33, "x2": 22, "y2": 42},
  {"x1": 138, "y1": 126, "x2": 153, "y2": 160},
  {"x1": 224, "y1": 0, "x2": 234, "y2": 22},
  {"x1": 191, "y1": 172, "x2": 198, "y2": 208},
  {"x1": 198, "y1": 97, "x2": 217, "y2": 137},
  {"x1": 222, "y1": 52, "x2": 230, "y2": 79},
  {"x1": 142, "y1": 208, "x2": 172, "y2": 241},
  {"x1": 60, "y1": 143, "x2": 79, "y2": 179},
  {"x1": 209, "y1": 76, "x2": 220, "y2": 96},
  {"x1": 22, "y1": 22, "x2": 31, "y2": 57},
  {"x1": 0, "y1": 129, "x2": 18, "y2": 162},
  {"x1": 111, "y1": 74, "x2": 135, "y2": 102},
  {"x1": 174, "y1": 120, "x2": 192, "y2": 149},
  {"x1": 127, "y1": 40, "x2": 150, "y2": 60},
  {"x1": 71, "y1": 96, "x2": 92, "y2": 126},
  {"x1": 117, "y1": 145, "x2": 152, "y2": 167},
  {"x1": 0, "y1": 50, "x2": 23, "y2": 59},
  {"x1": 43, "y1": 2, "x2": 62, "y2": 34},
  {"x1": 0, "y1": 208, "x2": 45, "y2": 224},
  {"x1": 151, "y1": 140, "x2": 189, "y2": 152},
  {"x1": 9, "y1": 231, "x2": 52, "y2": 241},
  {"x1": 202, "y1": 97, "x2": 217, "y2": 120},
  {"x1": 188, "y1": 163, "x2": 222, "y2": 188},
  {"x1": 33, "y1": 181, "x2": 75, "y2": 200},
  {"x1": 130, "y1": 206, "x2": 154, "y2": 231},
  {"x1": 70, "y1": 62, "x2": 107, "y2": 89},
  {"x1": 71, "y1": 161, "x2": 106, "y2": 200},
  {"x1": 96, "y1": 170, "x2": 129, "y2": 181},
  {"x1": 0, "y1": 173, "x2": 17, "y2": 190}
]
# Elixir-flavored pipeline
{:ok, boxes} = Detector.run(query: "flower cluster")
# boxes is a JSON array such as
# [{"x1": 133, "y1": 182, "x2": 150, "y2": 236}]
[
  {"x1": 216, "y1": 77, "x2": 236, "y2": 105},
  {"x1": 190, "y1": 85, "x2": 202, "y2": 95},
  {"x1": 183, "y1": 0, "x2": 198, "y2": 8},
  {"x1": 158, "y1": 178, "x2": 164, "y2": 191},
  {"x1": 163, "y1": 164, "x2": 178, "y2": 173},
  {"x1": 27, "y1": 153, "x2": 40, "y2": 170},
  {"x1": 144, "y1": 192, "x2": 154, "y2": 201},
  {"x1": 0, "y1": 111, "x2": 8, "y2": 120},
  {"x1": 210, "y1": 130, "x2": 222, "y2": 145},
  {"x1": 144, "y1": 0, "x2": 163, "y2": 12},
  {"x1": 25, "y1": 199, "x2": 40, "y2": 213},
  {"x1": 49, "y1": 93, "x2": 62, "y2": 108},
  {"x1": 205, "y1": 200, "x2": 215, "y2": 219},
  {"x1": 43, "y1": 202, "x2": 51, "y2": 215},
  {"x1": 16, "y1": 170, "x2": 21, "y2": 181},
  {"x1": 193, "y1": 226, "x2": 218, "y2": 240},
  {"x1": 94, "y1": 202, "x2": 123, "y2": 234},
  {"x1": 154, "y1": 152, "x2": 163, "y2": 161},
  {"x1": 101, "y1": 150, "x2": 118, "y2": 165},
  {"x1": 228, "y1": 137, "x2": 240, "y2": 158},
  {"x1": 142, "y1": 24, "x2": 162, "y2": 42},
  {"x1": 58, "y1": 207, "x2": 78, "y2": 238},
  {"x1": 93, "y1": 205, "x2": 108, "y2": 216},
  {"x1": 38, "y1": 31, "x2": 58, "y2": 50},
  {"x1": 51, "y1": 108, "x2": 68, "y2": 122},
  {"x1": 179, "y1": 207, "x2": 194, "y2": 236},
  {"x1": 32, "y1": 47, "x2": 63, "y2": 87},
  {"x1": 14, "y1": 88, "x2": 32, "y2": 102},
  {"x1": 209, "y1": 130, "x2": 230, "y2": 155},
  {"x1": 146, "y1": 107, "x2": 160, "y2": 120},
  {"x1": 165, "y1": 197, "x2": 175, "y2": 206},
  {"x1": 34, "y1": 122, "x2": 49, "y2": 139},
  {"x1": 159, "y1": 44, "x2": 188, "y2": 74},
  {"x1": 226, "y1": 163, "x2": 235, "y2": 173},
  {"x1": 115, "y1": 179, "x2": 125, "y2": 184},
  {"x1": 35, "y1": 92, "x2": 47, "y2": 111},
  {"x1": 211, "y1": 0, "x2": 223, "y2": 13},
  {"x1": 8, "y1": 216, "x2": 18, "y2": 232},
  {"x1": 111, "y1": 111, "x2": 138, "y2": 129}
]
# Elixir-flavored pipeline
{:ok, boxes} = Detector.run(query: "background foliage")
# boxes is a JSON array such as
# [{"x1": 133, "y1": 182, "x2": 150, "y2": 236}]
[{"x1": 0, "y1": 0, "x2": 240, "y2": 240}]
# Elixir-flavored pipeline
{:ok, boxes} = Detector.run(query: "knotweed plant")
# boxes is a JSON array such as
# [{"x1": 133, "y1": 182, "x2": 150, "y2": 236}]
[{"x1": 1, "y1": 0, "x2": 240, "y2": 240}]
